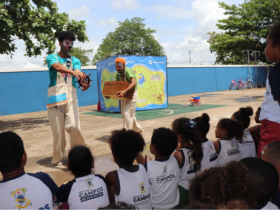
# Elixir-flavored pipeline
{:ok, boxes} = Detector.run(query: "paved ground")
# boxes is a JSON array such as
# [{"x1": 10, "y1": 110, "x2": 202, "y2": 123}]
[{"x1": 0, "y1": 88, "x2": 265, "y2": 185}]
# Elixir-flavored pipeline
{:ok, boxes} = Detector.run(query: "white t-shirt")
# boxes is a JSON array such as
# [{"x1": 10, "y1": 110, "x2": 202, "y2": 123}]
[
  {"x1": 260, "y1": 201, "x2": 279, "y2": 210},
  {"x1": 178, "y1": 147, "x2": 197, "y2": 190},
  {"x1": 146, "y1": 156, "x2": 180, "y2": 209},
  {"x1": 217, "y1": 139, "x2": 241, "y2": 166},
  {"x1": 201, "y1": 140, "x2": 220, "y2": 170},
  {"x1": 235, "y1": 130, "x2": 257, "y2": 159},
  {"x1": 56, "y1": 174, "x2": 109, "y2": 210},
  {"x1": 115, "y1": 164, "x2": 152, "y2": 209},
  {"x1": 0, "y1": 172, "x2": 57, "y2": 210},
  {"x1": 260, "y1": 65, "x2": 280, "y2": 124}
]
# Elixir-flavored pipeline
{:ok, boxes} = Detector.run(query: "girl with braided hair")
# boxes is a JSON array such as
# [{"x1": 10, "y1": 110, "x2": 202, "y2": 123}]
[
  {"x1": 231, "y1": 106, "x2": 257, "y2": 158},
  {"x1": 172, "y1": 118, "x2": 204, "y2": 203}
]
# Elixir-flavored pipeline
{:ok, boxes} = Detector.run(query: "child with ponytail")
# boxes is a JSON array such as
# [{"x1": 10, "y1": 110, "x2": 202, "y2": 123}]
[
  {"x1": 213, "y1": 119, "x2": 243, "y2": 166},
  {"x1": 231, "y1": 106, "x2": 257, "y2": 158},
  {"x1": 172, "y1": 118, "x2": 203, "y2": 203},
  {"x1": 194, "y1": 113, "x2": 219, "y2": 169}
]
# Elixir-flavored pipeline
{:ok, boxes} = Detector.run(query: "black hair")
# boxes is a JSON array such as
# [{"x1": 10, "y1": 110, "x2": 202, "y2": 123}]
[
  {"x1": 0, "y1": 131, "x2": 25, "y2": 173},
  {"x1": 172, "y1": 118, "x2": 203, "y2": 171},
  {"x1": 58, "y1": 31, "x2": 76, "y2": 42},
  {"x1": 179, "y1": 201, "x2": 217, "y2": 209},
  {"x1": 232, "y1": 106, "x2": 253, "y2": 129},
  {"x1": 189, "y1": 162, "x2": 257, "y2": 208},
  {"x1": 68, "y1": 145, "x2": 93, "y2": 177},
  {"x1": 98, "y1": 202, "x2": 137, "y2": 209},
  {"x1": 268, "y1": 23, "x2": 280, "y2": 47},
  {"x1": 109, "y1": 129, "x2": 145, "y2": 165},
  {"x1": 240, "y1": 157, "x2": 279, "y2": 206},
  {"x1": 151, "y1": 127, "x2": 178, "y2": 157},
  {"x1": 265, "y1": 141, "x2": 280, "y2": 168},
  {"x1": 194, "y1": 113, "x2": 210, "y2": 138},
  {"x1": 218, "y1": 118, "x2": 244, "y2": 143},
  {"x1": 258, "y1": 107, "x2": 261, "y2": 111}
]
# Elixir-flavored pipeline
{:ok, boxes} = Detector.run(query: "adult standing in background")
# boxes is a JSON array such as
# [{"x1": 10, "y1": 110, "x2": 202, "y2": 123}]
[
  {"x1": 46, "y1": 31, "x2": 87, "y2": 165},
  {"x1": 106, "y1": 57, "x2": 143, "y2": 133}
]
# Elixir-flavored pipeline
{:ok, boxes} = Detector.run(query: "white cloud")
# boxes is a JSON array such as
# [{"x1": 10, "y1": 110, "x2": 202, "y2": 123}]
[
  {"x1": 23, "y1": 62, "x2": 42, "y2": 68},
  {"x1": 111, "y1": 0, "x2": 140, "y2": 10},
  {"x1": 67, "y1": 5, "x2": 90, "y2": 20},
  {"x1": 98, "y1": 17, "x2": 119, "y2": 27},
  {"x1": 153, "y1": 0, "x2": 229, "y2": 65}
]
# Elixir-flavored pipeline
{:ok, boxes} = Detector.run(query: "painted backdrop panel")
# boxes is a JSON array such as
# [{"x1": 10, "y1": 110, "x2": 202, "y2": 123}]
[{"x1": 97, "y1": 55, "x2": 168, "y2": 112}]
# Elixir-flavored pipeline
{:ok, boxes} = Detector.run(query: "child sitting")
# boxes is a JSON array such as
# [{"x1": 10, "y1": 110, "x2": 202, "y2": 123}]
[
  {"x1": 55, "y1": 146, "x2": 109, "y2": 209},
  {"x1": 241, "y1": 157, "x2": 279, "y2": 209},
  {"x1": 0, "y1": 131, "x2": 58, "y2": 209},
  {"x1": 189, "y1": 162, "x2": 257, "y2": 208},
  {"x1": 172, "y1": 118, "x2": 204, "y2": 203},
  {"x1": 105, "y1": 129, "x2": 152, "y2": 209},
  {"x1": 231, "y1": 106, "x2": 257, "y2": 158},
  {"x1": 213, "y1": 119, "x2": 242, "y2": 166},
  {"x1": 136, "y1": 127, "x2": 180, "y2": 209},
  {"x1": 258, "y1": 23, "x2": 280, "y2": 157},
  {"x1": 194, "y1": 113, "x2": 219, "y2": 169}
]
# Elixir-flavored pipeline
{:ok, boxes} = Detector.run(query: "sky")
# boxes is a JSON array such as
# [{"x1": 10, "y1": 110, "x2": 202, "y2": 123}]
[{"x1": 0, "y1": 0, "x2": 245, "y2": 69}]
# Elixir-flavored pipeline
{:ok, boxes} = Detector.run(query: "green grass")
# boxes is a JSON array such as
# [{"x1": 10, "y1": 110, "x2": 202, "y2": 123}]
[{"x1": 83, "y1": 104, "x2": 226, "y2": 121}]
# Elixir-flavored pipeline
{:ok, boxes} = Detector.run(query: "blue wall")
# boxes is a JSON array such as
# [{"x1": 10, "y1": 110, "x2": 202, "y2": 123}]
[
  {"x1": 0, "y1": 69, "x2": 98, "y2": 116},
  {"x1": 0, "y1": 66, "x2": 268, "y2": 116},
  {"x1": 167, "y1": 66, "x2": 268, "y2": 97}
]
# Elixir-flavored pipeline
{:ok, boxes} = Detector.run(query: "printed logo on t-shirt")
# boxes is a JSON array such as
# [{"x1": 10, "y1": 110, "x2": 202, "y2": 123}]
[
  {"x1": 227, "y1": 148, "x2": 239, "y2": 156},
  {"x1": 210, "y1": 144, "x2": 215, "y2": 152},
  {"x1": 85, "y1": 178, "x2": 94, "y2": 188},
  {"x1": 79, "y1": 187, "x2": 104, "y2": 202},
  {"x1": 163, "y1": 166, "x2": 167, "y2": 174},
  {"x1": 11, "y1": 188, "x2": 32, "y2": 209},
  {"x1": 139, "y1": 182, "x2": 146, "y2": 194}
]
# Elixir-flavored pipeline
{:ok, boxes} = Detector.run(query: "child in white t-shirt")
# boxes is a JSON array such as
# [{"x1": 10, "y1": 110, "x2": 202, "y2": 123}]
[
  {"x1": 136, "y1": 127, "x2": 180, "y2": 209},
  {"x1": 213, "y1": 118, "x2": 242, "y2": 166},
  {"x1": 258, "y1": 23, "x2": 280, "y2": 157},
  {"x1": 0, "y1": 131, "x2": 58, "y2": 210},
  {"x1": 105, "y1": 129, "x2": 152, "y2": 209},
  {"x1": 172, "y1": 118, "x2": 204, "y2": 203},
  {"x1": 231, "y1": 106, "x2": 257, "y2": 159},
  {"x1": 55, "y1": 146, "x2": 109, "y2": 210}
]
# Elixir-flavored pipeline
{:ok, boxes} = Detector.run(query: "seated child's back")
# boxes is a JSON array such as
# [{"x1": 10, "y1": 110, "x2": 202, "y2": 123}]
[
  {"x1": 137, "y1": 127, "x2": 180, "y2": 209},
  {"x1": 194, "y1": 113, "x2": 219, "y2": 170},
  {"x1": 55, "y1": 146, "x2": 109, "y2": 209},
  {"x1": 0, "y1": 131, "x2": 58, "y2": 210},
  {"x1": 105, "y1": 129, "x2": 152, "y2": 209},
  {"x1": 231, "y1": 106, "x2": 257, "y2": 158},
  {"x1": 213, "y1": 118, "x2": 242, "y2": 166},
  {"x1": 173, "y1": 117, "x2": 216, "y2": 203}
]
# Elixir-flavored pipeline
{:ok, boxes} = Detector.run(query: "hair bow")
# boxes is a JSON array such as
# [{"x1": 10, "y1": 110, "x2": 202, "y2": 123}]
[{"x1": 186, "y1": 119, "x2": 196, "y2": 128}]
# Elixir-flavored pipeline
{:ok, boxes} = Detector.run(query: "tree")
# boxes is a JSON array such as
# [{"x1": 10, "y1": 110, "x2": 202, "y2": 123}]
[
  {"x1": 92, "y1": 17, "x2": 166, "y2": 64},
  {"x1": 207, "y1": 0, "x2": 280, "y2": 64},
  {"x1": 0, "y1": 0, "x2": 88, "y2": 57},
  {"x1": 43, "y1": 47, "x2": 93, "y2": 66}
]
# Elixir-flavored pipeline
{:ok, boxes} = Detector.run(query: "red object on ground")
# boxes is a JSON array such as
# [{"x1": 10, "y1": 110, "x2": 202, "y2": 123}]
[
  {"x1": 189, "y1": 99, "x2": 200, "y2": 103},
  {"x1": 258, "y1": 119, "x2": 280, "y2": 157}
]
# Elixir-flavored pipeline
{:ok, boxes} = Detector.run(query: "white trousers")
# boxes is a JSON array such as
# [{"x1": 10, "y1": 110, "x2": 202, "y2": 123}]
[
  {"x1": 121, "y1": 90, "x2": 143, "y2": 132},
  {"x1": 47, "y1": 98, "x2": 86, "y2": 164}
]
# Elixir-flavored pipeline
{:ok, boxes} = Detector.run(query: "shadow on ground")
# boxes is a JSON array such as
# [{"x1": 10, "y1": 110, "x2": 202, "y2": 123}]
[
  {"x1": 0, "y1": 117, "x2": 49, "y2": 131},
  {"x1": 95, "y1": 135, "x2": 110, "y2": 143}
]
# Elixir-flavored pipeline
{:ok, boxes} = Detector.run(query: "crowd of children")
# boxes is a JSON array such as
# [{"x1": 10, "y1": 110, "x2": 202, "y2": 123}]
[
  {"x1": 1, "y1": 23, "x2": 280, "y2": 210},
  {"x1": 1, "y1": 104, "x2": 280, "y2": 209}
]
